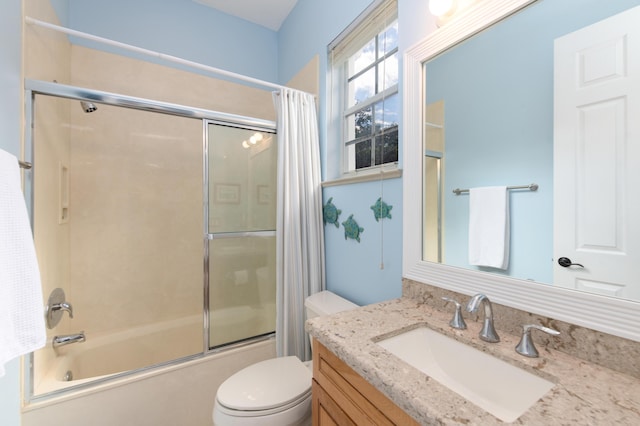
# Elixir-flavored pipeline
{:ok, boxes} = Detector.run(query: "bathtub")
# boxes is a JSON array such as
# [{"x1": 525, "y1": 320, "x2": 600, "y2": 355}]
[
  {"x1": 33, "y1": 303, "x2": 274, "y2": 394},
  {"x1": 22, "y1": 328, "x2": 276, "y2": 426},
  {"x1": 24, "y1": 315, "x2": 276, "y2": 426},
  {"x1": 33, "y1": 314, "x2": 204, "y2": 395}
]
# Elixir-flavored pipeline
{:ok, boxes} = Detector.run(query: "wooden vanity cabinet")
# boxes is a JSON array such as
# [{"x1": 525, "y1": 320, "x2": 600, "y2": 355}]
[{"x1": 312, "y1": 340, "x2": 419, "y2": 426}]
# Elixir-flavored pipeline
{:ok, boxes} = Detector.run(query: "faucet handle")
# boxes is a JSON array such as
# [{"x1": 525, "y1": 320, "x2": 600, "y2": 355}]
[
  {"x1": 52, "y1": 301, "x2": 74, "y2": 318},
  {"x1": 46, "y1": 288, "x2": 74, "y2": 329},
  {"x1": 515, "y1": 324, "x2": 560, "y2": 358},
  {"x1": 441, "y1": 297, "x2": 467, "y2": 330}
]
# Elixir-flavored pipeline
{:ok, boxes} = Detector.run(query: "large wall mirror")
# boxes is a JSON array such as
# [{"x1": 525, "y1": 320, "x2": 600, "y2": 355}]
[{"x1": 403, "y1": 0, "x2": 640, "y2": 342}]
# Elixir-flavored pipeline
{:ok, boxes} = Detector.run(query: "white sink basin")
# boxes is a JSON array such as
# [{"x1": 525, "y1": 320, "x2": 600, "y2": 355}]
[{"x1": 377, "y1": 327, "x2": 554, "y2": 423}]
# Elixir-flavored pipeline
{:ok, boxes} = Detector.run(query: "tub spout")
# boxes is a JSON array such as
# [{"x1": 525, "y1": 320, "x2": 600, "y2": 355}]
[{"x1": 53, "y1": 332, "x2": 85, "y2": 348}]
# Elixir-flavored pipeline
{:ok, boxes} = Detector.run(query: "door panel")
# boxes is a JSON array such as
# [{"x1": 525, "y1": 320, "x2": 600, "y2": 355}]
[
  {"x1": 207, "y1": 123, "x2": 277, "y2": 347},
  {"x1": 554, "y1": 6, "x2": 640, "y2": 299}
]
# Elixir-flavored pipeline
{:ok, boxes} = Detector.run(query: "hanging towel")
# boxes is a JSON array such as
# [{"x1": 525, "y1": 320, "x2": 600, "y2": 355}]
[
  {"x1": 468, "y1": 186, "x2": 510, "y2": 270},
  {"x1": 0, "y1": 149, "x2": 46, "y2": 377}
]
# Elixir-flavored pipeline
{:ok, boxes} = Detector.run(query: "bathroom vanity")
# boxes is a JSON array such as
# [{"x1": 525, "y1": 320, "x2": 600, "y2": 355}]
[
  {"x1": 312, "y1": 339, "x2": 418, "y2": 425},
  {"x1": 306, "y1": 282, "x2": 640, "y2": 425}
]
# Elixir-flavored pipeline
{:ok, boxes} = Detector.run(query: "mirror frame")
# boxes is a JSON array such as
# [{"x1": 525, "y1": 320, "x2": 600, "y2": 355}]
[{"x1": 402, "y1": 0, "x2": 639, "y2": 342}]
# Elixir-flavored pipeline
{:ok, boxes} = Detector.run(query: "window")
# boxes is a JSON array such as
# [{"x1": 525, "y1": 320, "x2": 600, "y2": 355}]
[{"x1": 329, "y1": 0, "x2": 398, "y2": 176}]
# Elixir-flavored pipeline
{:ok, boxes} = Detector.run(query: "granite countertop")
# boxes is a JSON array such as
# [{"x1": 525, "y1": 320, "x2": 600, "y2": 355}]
[{"x1": 306, "y1": 297, "x2": 640, "y2": 425}]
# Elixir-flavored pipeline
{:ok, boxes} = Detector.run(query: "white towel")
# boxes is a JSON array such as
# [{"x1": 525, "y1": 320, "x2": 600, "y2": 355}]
[
  {"x1": 0, "y1": 149, "x2": 46, "y2": 377},
  {"x1": 468, "y1": 186, "x2": 510, "y2": 270}
]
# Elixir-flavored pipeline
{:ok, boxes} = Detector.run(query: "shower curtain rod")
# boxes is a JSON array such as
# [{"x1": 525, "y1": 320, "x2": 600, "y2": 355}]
[{"x1": 25, "y1": 16, "x2": 312, "y2": 97}]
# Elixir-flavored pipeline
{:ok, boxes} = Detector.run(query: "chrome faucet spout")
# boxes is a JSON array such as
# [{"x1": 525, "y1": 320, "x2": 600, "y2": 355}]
[
  {"x1": 466, "y1": 294, "x2": 500, "y2": 343},
  {"x1": 52, "y1": 332, "x2": 85, "y2": 348}
]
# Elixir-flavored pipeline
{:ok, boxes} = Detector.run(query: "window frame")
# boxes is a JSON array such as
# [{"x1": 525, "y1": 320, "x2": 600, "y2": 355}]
[{"x1": 328, "y1": 0, "x2": 399, "y2": 179}]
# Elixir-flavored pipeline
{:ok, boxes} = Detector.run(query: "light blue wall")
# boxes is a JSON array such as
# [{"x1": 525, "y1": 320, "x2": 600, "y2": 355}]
[
  {"x1": 278, "y1": 0, "x2": 433, "y2": 305},
  {"x1": 277, "y1": 0, "x2": 373, "y2": 85},
  {"x1": 321, "y1": 180, "x2": 404, "y2": 305},
  {"x1": 426, "y1": 0, "x2": 640, "y2": 284},
  {"x1": 277, "y1": 0, "x2": 374, "y2": 182},
  {"x1": 63, "y1": 0, "x2": 279, "y2": 83},
  {"x1": 50, "y1": 0, "x2": 69, "y2": 26},
  {"x1": 0, "y1": 0, "x2": 24, "y2": 424}
]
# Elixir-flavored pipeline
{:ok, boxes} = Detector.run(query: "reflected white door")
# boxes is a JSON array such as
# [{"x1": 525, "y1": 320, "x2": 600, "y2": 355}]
[{"x1": 554, "y1": 6, "x2": 640, "y2": 300}]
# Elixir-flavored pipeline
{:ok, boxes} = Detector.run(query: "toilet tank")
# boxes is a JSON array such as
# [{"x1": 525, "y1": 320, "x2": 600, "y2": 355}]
[{"x1": 305, "y1": 291, "x2": 357, "y2": 320}]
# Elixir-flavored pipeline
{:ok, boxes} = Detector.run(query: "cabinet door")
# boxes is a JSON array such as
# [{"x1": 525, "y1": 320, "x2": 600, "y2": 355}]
[
  {"x1": 312, "y1": 380, "x2": 356, "y2": 426},
  {"x1": 312, "y1": 341, "x2": 419, "y2": 426}
]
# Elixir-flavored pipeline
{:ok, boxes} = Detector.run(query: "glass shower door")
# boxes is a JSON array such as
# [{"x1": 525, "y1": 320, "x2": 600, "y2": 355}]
[
  {"x1": 207, "y1": 123, "x2": 277, "y2": 348},
  {"x1": 30, "y1": 94, "x2": 205, "y2": 396}
]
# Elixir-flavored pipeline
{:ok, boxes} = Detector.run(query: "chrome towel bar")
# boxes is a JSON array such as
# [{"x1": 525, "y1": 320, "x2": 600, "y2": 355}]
[{"x1": 452, "y1": 183, "x2": 538, "y2": 195}]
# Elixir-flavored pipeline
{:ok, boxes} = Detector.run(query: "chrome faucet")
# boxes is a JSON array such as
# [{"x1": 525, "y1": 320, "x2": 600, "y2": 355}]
[
  {"x1": 466, "y1": 294, "x2": 500, "y2": 343},
  {"x1": 52, "y1": 332, "x2": 85, "y2": 348}
]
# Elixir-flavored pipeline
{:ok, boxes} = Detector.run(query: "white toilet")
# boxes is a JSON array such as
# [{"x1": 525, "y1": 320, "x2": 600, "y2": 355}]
[{"x1": 212, "y1": 291, "x2": 357, "y2": 425}]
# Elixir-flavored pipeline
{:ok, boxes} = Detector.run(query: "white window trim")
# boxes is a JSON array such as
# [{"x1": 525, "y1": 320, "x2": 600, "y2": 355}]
[
  {"x1": 327, "y1": 0, "x2": 399, "y2": 182},
  {"x1": 322, "y1": 166, "x2": 402, "y2": 188}
]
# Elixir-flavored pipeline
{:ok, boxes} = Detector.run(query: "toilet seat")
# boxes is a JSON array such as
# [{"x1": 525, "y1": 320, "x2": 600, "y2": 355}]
[
  {"x1": 215, "y1": 390, "x2": 311, "y2": 418},
  {"x1": 216, "y1": 356, "x2": 312, "y2": 415}
]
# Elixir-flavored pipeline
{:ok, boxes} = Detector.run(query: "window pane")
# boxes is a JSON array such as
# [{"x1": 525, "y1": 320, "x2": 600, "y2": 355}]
[
  {"x1": 346, "y1": 108, "x2": 373, "y2": 141},
  {"x1": 351, "y1": 106, "x2": 373, "y2": 139},
  {"x1": 375, "y1": 127, "x2": 398, "y2": 165},
  {"x1": 348, "y1": 67, "x2": 375, "y2": 107},
  {"x1": 374, "y1": 94, "x2": 399, "y2": 131},
  {"x1": 356, "y1": 139, "x2": 372, "y2": 169},
  {"x1": 378, "y1": 52, "x2": 399, "y2": 91},
  {"x1": 345, "y1": 139, "x2": 374, "y2": 172},
  {"x1": 378, "y1": 21, "x2": 398, "y2": 57},
  {"x1": 349, "y1": 37, "x2": 376, "y2": 76}
]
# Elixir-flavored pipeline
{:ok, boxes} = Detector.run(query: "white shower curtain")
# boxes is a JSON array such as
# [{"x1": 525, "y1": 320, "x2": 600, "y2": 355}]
[{"x1": 273, "y1": 88, "x2": 325, "y2": 360}]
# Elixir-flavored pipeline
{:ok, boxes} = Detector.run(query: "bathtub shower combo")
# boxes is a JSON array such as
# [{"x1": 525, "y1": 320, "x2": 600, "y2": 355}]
[{"x1": 24, "y1": 80, "x2": 278, "y2": 402}]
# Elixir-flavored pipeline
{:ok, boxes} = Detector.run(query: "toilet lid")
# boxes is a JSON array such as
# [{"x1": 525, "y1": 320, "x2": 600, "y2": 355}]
[{"x1": 216, "y1": 356, "x2": 312, "y2": 411}]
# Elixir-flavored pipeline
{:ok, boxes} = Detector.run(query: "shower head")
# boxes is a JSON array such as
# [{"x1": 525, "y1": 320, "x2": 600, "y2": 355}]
[{"x1": 80, "y1": 101, "x2": 97, "y2": 113}]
